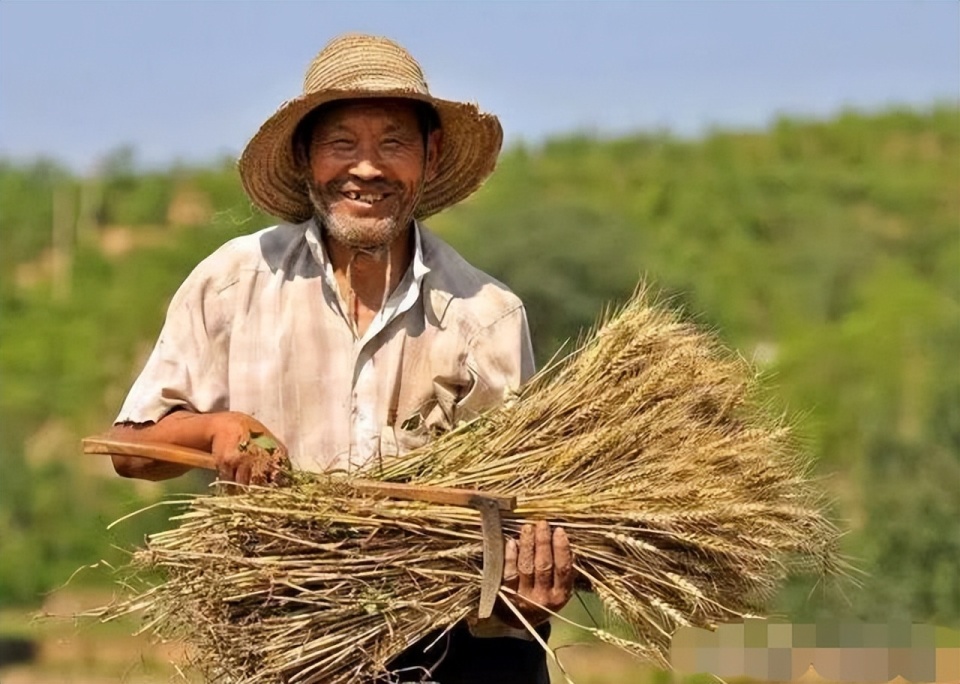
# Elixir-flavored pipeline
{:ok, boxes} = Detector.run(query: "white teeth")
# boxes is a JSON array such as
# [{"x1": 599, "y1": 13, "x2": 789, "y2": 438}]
[{"x1": 344, "y1": 192, "x2": 382, "y2": 203}]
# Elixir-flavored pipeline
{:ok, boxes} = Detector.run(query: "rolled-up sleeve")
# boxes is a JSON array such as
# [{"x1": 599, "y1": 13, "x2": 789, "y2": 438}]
[
  {"x1": 457, "y1": 303, "x2": 535, "y2": 423},
  {"x1": 115, "y1": 256, "x2": 233, "y2": 425}
]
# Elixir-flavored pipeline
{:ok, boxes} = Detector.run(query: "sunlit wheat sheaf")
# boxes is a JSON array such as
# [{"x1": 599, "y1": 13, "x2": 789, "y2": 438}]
[{"x1": 97, "y1": 287, "x2": 842, "y2": 684}]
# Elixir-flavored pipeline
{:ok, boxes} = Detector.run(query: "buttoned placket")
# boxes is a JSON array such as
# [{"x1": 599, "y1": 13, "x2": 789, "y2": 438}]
[{"x1": 306, "y1": 220, "x2": 430, "y2": 472}]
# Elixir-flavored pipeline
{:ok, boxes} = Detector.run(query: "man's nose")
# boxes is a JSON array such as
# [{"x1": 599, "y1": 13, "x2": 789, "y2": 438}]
[{"x1": 348, "y1": 152, "x2": 384, "y2": 181}]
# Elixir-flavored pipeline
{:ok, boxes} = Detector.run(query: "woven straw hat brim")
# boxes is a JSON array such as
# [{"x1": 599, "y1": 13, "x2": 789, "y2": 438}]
[{"x1": 238, "y1": 89, "x2": 503, "y2": 223}]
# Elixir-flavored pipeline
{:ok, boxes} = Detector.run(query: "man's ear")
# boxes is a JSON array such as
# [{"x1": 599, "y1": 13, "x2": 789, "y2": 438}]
[
  {"x1": 424, "y1": 128, "x2": 443, "y2": 182},
  {"x1": 293, "y1": 131, "x2": 315, "y2": 177},
  {"x1": 292, "y1": 111, "x2": 319, "y2": 175}
]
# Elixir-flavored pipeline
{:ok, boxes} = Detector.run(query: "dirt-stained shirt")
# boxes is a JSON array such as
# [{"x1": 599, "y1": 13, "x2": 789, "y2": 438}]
[{"x1": 115, "y1": 219, "x2": 535, "y2": 474}]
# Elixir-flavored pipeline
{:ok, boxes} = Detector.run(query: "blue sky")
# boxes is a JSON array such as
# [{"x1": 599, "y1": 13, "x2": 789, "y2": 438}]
[{"x1": 1, "y1": 1, "x2": 957, "y2": 172}]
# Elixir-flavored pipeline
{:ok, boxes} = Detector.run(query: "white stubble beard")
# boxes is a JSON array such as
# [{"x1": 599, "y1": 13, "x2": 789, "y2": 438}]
[{"x1": 308, "y1": 184, "x2": 405, "y2": 253}]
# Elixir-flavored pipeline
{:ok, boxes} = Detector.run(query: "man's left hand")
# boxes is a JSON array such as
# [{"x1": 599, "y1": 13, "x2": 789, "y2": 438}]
[{"x1": 500, "y1": 520, "x2": 575, "y2": 627}]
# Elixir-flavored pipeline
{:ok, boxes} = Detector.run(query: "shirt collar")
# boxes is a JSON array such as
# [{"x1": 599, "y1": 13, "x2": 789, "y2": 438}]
[
  {"x1": 303, "y1": 218, "x2": 436, "y2": 337},
  {"x1": 410, "y1": 221, "x2": 430, "y2": 282},
  {"x1": 304, "y1": 218, "x2": 430, "y2": 284}
]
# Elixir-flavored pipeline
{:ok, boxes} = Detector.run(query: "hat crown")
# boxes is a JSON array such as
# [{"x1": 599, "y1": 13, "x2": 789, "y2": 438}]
[{"x1": 303, "y1": 34, "x2": 429, "y2": 97}]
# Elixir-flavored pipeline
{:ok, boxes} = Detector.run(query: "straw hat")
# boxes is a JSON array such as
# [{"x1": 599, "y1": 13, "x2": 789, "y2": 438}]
[{"x1": 238, "y1": 34, "x2": 503, "y2": 223}]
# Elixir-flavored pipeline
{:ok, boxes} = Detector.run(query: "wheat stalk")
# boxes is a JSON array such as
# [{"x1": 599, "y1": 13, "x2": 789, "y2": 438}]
[{"x1": 94, "y1": 287, "x2": 842, "y2": 683}]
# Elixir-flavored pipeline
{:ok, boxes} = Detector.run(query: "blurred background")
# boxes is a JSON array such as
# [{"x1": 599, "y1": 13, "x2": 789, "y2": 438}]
[{"x1": 1, "y1": 2, "x2": 957, "y2": 682}]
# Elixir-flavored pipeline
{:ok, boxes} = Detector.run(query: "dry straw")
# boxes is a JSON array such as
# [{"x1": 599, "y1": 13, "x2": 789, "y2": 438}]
[{"x1": 98, "y1": 287, "x2": 842, "y2": 683}]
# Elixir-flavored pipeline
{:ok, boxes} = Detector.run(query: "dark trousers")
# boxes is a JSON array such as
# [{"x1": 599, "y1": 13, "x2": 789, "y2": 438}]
[{"x1": 383, "y1": 622, "x2": 551, "y2": 684}]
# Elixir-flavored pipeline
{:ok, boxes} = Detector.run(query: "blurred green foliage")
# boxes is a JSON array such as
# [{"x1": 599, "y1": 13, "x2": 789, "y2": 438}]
[{"x1": 0, "y1": 107, "x2": 956, "y2": 629}]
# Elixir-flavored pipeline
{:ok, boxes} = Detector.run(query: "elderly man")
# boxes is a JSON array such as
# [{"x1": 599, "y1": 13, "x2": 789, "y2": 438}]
[{"x1": 107, "y1": 34, "x2": 573, "y2": 683}]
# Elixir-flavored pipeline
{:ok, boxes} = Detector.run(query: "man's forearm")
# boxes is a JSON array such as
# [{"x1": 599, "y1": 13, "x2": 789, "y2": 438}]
[{"x1": 108, "y1": 410, "x2": 220, "y2": 481}]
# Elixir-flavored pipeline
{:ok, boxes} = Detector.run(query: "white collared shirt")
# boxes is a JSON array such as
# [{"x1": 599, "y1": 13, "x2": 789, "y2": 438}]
[{"x1": 116, "y1": 219, "x2": 535, "y2": 473}]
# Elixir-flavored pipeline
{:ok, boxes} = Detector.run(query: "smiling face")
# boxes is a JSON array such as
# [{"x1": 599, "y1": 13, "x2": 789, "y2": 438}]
[{"x1": 304, "y1": 99, "x2": 441, "y2": 251}]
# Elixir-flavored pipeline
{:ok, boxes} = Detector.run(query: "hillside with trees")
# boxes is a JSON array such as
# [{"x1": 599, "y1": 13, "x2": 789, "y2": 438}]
[{"x1": 1, "y1": 106, "x2": 957, "y2": 627}]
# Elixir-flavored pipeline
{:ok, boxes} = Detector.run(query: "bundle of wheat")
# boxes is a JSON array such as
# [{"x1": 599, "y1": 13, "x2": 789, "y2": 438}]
[{"x1": 101, "y1": 289, "x2": 841, "y2": 684}]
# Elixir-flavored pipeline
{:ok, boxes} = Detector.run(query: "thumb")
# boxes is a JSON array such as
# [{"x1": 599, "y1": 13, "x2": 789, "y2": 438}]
[{"x1": 503, "y1": 538, "x2": 520, "y2": 591}]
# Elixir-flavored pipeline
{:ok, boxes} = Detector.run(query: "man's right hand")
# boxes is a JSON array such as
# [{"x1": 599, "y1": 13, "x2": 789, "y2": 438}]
[
  {"x1": 108, "y1": 410, "x2": 291, "y2": 486},
  {"x1": 208, "y1": 412, "x2": 291, "y2": 486}
]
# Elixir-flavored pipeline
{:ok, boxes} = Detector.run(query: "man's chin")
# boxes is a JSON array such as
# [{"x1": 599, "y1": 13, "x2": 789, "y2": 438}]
[{"x1": 322, "y1": 213, "x2": 403, "y2": 251}]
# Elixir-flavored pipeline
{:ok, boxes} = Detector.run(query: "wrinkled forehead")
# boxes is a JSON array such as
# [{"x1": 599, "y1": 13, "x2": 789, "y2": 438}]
[{"x1": 311, "y1": 98, "x2": 423, "y2": 132}]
